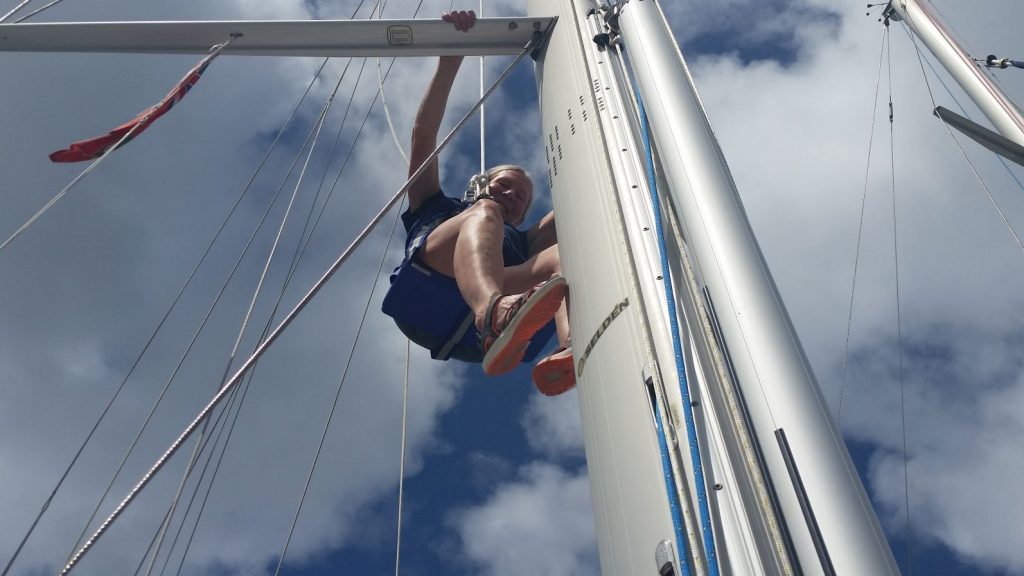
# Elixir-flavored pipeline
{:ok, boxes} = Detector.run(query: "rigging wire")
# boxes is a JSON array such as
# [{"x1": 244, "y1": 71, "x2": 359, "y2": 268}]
[
  {"x1": 63, "y1": 77, "x2": 337, "y2": 560},
  {"x1": 145, "y1": 373, "x2": 246, "y2": 576},
  {"x1": 916, "y1": 50, "x2": 1024, "y2": 194},
  {"x1": 158, "y1": 58, "x2": 367, "y2": 573},
  {"x1": 132, "y1": 386, "x2": 241, "y2": 576},
  {"x1": 0, "y1": 54, "x2": 332, "y2": 576},
  {"x1": 58, "y1": 35, "x2": 540, "y2": 576},
  {"x1": 898, "y1": 21, "x2": 1024, "y2": 254},
  {"x1": 144, "y1": 55, "x2": 366, "y2": 571},
  {"x1": 167, "y1": 370, "x2": 255, "y2": 576},
  {"x1": 163, "y1": 56, "x2": 406, "y2": 575},
  {"x1": 141, "y1": 61, "x2": 356, "y2": 576},
  {"x1": 11, "y1": 0, "x2": 68, "y2": 23},
  {"x1": 63, "y1": 115, "x2": 327, "y2": 566},
  {"x1": 0, "y1": 0, "x2": 33, "y2": 22},
  {"x1": 142, "y1": 54, "x2": 366, "y2": 574},
  {"x1": 838, "y1": 26, "x2": 889, "y2": 424},
  {"x1": 886, "y1": 33, "x2": 914, "y2": 576},
  {"x1": 272, "y1": 191, "x2": 407, "y2": 576},
  {"x1": 0, "y1": 39, "x2": 235, "y2": 256}
]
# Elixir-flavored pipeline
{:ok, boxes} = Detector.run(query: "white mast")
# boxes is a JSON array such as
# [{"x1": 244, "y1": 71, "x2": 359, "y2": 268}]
[
  {"x1": 885, "y1": 0, "x2": 1024, "y2": 146},
  {"x1": 529, "y1": 0, "x2": 899, "y2": 573}
]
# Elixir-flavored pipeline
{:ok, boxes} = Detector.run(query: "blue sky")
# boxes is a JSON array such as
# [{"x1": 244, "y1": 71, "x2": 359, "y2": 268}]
[{"x1": 1, "y1": 0, "x2": 1024, "y2": 575}]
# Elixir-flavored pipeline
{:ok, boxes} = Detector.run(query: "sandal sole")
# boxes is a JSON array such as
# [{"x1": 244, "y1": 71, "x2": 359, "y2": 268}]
[
  {"x1": 482, "y1": 277, "x2": 567, "y2": 376},
  {"x1": 532, "y1": 351, "x2": 576, "y2": 396}
]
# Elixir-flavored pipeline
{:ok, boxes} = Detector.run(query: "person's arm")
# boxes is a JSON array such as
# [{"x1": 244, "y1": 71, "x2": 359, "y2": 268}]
[
  {"x1": 407, "y1": 11, "x2": 476, "y2": 212},
  {"x1": 526, "y1": 211, "x2": 557, "y2": 256}
]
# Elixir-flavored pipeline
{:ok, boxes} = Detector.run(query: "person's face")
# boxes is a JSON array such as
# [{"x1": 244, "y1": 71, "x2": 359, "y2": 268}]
[{"x1": 487, "y1": 169, "x2": 533, "y2": 225}]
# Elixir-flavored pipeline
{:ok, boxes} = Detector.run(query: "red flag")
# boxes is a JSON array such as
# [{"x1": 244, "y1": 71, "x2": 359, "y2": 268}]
[{"x1": 49, "y1": 49, "x2": 223, "y2": 163}]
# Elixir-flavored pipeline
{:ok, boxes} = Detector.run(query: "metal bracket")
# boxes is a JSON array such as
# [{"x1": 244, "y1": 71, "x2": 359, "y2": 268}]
[{"x1": 655, "y1": 539, "x2": 679, "y2": 576}]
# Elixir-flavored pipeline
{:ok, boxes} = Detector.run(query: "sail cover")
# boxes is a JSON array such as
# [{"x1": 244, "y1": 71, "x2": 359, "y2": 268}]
[{"x1": 49, "y1": 47, "x2": 223, "y2": 162}]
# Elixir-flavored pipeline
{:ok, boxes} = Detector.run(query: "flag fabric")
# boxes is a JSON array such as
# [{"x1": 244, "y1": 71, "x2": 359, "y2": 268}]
[{"x1": 49, "y1": 48, "x2": 224, "y2": 163}]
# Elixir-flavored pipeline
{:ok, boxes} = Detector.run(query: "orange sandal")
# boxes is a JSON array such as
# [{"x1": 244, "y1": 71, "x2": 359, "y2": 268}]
[
  {"x1": 532, "y1": 345, "x2": 576, "y2": 396},
  {"x1": 481, "y1": 275, "x2": 567, "y2": 376}
]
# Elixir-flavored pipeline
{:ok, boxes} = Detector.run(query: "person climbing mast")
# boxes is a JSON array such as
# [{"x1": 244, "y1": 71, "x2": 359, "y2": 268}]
[{"x1": 382, "y1": 10, "x2": 575, "y2": 395}]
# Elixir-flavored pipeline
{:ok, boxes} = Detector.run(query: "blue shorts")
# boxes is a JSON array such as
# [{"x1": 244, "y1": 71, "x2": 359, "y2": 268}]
[{"x1": 381, "y1": 193, "x2": 554, "y2": 363}]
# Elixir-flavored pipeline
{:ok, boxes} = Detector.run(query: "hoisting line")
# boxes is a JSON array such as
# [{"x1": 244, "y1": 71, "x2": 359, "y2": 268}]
[
  {"x1": 635, "y1": 91, "x2": 719, "y2": 576},
  {"x1": 59, "y1": 32, "x2": 542, "y2": 576}
]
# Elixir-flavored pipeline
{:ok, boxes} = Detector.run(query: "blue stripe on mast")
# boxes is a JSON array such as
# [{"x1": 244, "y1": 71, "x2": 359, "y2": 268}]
[{"x1": 635, "y1": 88, "x2": 720, "y2": 576}]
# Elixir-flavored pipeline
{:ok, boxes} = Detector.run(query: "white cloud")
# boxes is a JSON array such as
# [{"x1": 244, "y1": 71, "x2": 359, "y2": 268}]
[
  {"x1": 520, "y1": 389, "x2": 584, "y2": 459},
  {"x1": 451, "y1": 462, "x2": 597, "y2": 576}
]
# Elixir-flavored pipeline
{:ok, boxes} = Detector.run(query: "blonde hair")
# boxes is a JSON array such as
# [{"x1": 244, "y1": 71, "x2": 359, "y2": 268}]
[{"x1": 466, "y1": 164, "x2": 535, "y2": 226}]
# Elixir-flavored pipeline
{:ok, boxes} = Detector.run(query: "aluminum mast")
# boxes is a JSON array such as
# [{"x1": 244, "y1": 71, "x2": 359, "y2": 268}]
[
  {"x1": 885, "y1": 0, "x2": 1024, "y2": 147},
  {"x1": 529, "y1": 0, "x2": 900, "y2": 573}
]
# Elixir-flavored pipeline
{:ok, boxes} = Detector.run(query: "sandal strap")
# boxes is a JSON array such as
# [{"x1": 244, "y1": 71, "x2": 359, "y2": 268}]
[
  {"x1": 480, "y1": 293, "x2": 503, "y2": 348},
  {"x1": 480, "y1": 276, "x2": 560, "y2": 352}
]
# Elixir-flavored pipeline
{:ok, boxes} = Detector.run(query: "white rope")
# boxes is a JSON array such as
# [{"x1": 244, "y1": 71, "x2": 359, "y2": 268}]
[
  {"x1": 374, "y1": 0, "x2": 424, "y2": 166},
  {"x1": 367, "y1": 4, "x2": 415, "y2": 573},
  {"x1": 59, "y1": 36, "x2": 538, "y2": 575},
  {"x1": 169, "y1": 56, "x2": 397, "y2": 575},
  {"x1": 0, "y1": 125, "x2": 139, "y2": 255},
  {"x1": 479, "y1": 0, "x2": 486, "y2": 175},
  {"x1": 63, "y1": 59, "x2": 333, "y2": 561},
  {"x1": 394, "y1": 338, "x2": 410, "y2": 576},
  {"x1": 272, "y1": 191, "x2": 407, "y2": 575},
  {"x1": 0, "y1": 0, "x2": 33, "y2": 22},
  {"x1": 63, "y1": 116, "x2": 326, "y2": 564},
  {"x1": 0, "y1": 54, "x2": 331, "y2": 576},
  {"x1": 378, "y1": 59, "x2": 410, "y2": 165},
  {"x1": 11, "y1": 0, "x2": 67, "y2": 22},
  {"x1": 142, "y1": 63, "x2": 352, "y2": 576}
]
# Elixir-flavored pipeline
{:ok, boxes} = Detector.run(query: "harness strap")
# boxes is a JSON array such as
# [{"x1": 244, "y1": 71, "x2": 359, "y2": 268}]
[{"x1": 436, "y1": 312, "x2": 475, "y2": 361}]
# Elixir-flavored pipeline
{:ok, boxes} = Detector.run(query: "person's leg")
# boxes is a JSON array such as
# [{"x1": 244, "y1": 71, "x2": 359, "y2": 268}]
[
  {"x1": 420, "y1": 208, "x2": 567, "y2": 375},
  {"x1": 418, "y1": 201, "x2": 505, "y2": 327},
  {"x1": 505, "y1": 244, "x2": 576, "y2": 395}
]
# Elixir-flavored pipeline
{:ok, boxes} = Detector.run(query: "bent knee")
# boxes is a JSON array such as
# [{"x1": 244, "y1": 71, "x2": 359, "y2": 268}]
[{"x1": 465, "y1": 198, "x2": 504, "y2": 223}]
